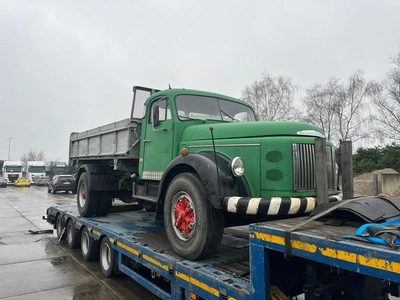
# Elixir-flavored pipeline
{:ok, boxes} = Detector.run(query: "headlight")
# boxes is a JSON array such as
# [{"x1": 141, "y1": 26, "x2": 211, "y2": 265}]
[{"x1": 230, "y1": 157, "x2": 245, "y2": 177}]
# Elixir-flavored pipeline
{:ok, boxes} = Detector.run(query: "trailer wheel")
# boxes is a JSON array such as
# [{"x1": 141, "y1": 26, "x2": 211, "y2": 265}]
[
  {"x1": 77, "y1": 173, "x2": 99, "y2": 217},
  {"x1": 100, "y1": 237, "x2": 116, "y2": 277},
  {"x1": 97, "y1": 192, "x2": 112, "y2": 217},
  {"x1": 47, "y1": 187, "x2": 51, "y2": 193},
  {"x1": 81, "y1": 227, "x2": 99, "y2": 261},
  {"x1": 52, "y1": 187, "x2": 56, "y2": 194},
  {"x1": 66, "y1": 219, "x2": 80, "y2": 249},
  {"x1": 164, "y1": 173, "x2": 224, "y2": 260},
  {"x1": 56, "y1": 214, "x2": 66, "y2": 240}
]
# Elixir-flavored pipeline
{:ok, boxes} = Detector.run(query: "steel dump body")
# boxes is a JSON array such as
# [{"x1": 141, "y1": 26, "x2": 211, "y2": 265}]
[{"x1": 69, "y1": 118, "x2": 142, "y2": 162}]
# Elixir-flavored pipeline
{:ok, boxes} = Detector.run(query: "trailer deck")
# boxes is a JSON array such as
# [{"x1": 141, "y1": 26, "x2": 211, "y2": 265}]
[
  {"x1": 46, "y1": 204, "x2": 252, "y2": 300},
  {"x1": 46, "y1": 204, "x2": 400, "y2": 299},
  {"x1": 250, "y1": 216, "x2": 400, "y2": 299}
]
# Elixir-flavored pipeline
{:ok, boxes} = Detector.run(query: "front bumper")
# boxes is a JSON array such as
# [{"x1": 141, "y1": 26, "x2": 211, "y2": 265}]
[{"x1": 222, "y1": 195, "x2": 342, "y2": 215}]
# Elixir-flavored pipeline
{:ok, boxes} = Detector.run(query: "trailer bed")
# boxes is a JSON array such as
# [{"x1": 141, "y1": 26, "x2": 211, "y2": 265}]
[
  {"x1": 250, "y1": 216, "x2": 400, "y2": 299},
  {"x1": 46, "y1": 204, "x2": 400, "y2": 299},
  {"x1": 46, "y1": 204, "x2": 252, "y2": 300}
]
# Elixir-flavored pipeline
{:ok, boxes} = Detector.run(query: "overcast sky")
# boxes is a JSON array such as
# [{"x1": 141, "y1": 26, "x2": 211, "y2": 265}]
[{"x1": 1, "y1": 0, "x2": 400, "y2": 162}]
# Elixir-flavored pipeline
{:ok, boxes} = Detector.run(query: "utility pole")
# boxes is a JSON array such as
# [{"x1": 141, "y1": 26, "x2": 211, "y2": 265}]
[{"x1": 7, "y1": 137, "x2": 12, "y2": 161}]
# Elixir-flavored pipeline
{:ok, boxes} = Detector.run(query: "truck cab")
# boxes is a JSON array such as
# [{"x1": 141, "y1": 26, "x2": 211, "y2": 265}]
[
  {"x1": 71, "y1": 86, "x2": 339, "y2": 260},
  {"x1": 2, "y1": 161, "x2": 23, "y2": 184},
  {"x1": 26, "y1": 161, "x2": 46, "y2": 183}
]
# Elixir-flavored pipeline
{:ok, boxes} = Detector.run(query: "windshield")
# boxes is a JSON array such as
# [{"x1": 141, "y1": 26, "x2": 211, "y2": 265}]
[
  {"x1": 54, "y1": 166, "x2": 67, "y2": 172},
  {"x1": 175, "y1": 95, "x2": 256, "y2": 122},
  {"x1": 5, "y1": 166, "x2": 22, "y2": 172},
  {"x1": 28, "y1": 166, "x2": 45, "y2": 173}
]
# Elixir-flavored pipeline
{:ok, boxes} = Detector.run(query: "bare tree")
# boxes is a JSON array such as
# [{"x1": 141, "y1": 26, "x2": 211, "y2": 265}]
[
  {"x1": 301, "y1": 79, "x2": 341, "y2": 140},
  {"x1": 301, "y1": 70, "x2": 378, "y2": 146},
  {"x1": 372, "y1": 50, "x2": 400, "y2": 141},
  {"x1": 20, "y1": 150, "x2": 46, "y2": 166},
  {"x1": 335, "y1": 70, "x2": 378, "y2": 143},
  {"x1": 241, "y1": 73, "x2": 300, "y2": 121}
]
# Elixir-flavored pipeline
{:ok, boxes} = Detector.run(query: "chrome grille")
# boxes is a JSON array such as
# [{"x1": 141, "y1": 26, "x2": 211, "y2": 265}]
[{"x1": 293, "y1": 143, "x2": 335, "y2": 191}]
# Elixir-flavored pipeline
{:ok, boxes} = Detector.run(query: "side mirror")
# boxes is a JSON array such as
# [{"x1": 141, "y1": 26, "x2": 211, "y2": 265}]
[{"x1": 153, "y1": 105, "x2": 160, "y2": 127}]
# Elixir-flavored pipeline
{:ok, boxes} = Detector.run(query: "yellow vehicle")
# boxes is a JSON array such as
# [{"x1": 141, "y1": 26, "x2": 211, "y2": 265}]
[{"x1": 14, "y1": 177, "x2": 31, "y2": 187}]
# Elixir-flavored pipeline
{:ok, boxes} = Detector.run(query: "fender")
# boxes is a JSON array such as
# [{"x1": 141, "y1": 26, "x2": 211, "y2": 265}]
[
  {"x1": 157, "y1": 152, "x2": 251, "y2": 211},
  {"x1": 76, "y1": 164, "x2": 118, "y2": 192}
]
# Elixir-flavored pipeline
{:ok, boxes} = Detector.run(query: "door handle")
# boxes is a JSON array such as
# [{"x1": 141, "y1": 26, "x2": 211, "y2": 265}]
[{"x1": 143, "y1": 140, "x2": 151, "y2": 143}]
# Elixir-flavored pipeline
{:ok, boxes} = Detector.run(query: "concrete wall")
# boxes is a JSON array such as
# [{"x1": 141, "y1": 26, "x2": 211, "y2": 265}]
[
  {"x1": 381, "y1": 173, "x2": 400, "y2": 195},
  {"x1": 353, "y1": 173, "x2": 400, "y2": 196}
]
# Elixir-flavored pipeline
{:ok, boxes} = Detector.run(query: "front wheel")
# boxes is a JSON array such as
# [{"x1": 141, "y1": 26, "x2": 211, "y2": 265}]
[
  {"x1": 77, "y1": 173, "x2": 99, "y2": 217},
  {"x1": 164, "y1": 173, "x2": 224, "y2": 260}
]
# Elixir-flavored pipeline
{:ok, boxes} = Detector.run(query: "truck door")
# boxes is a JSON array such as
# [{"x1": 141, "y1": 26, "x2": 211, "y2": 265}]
[{"x1": 141, "y1": 97, "x2": 174, "y2": 181}]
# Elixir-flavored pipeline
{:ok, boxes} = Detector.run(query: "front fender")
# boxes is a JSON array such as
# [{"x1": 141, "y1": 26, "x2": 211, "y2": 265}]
[{"x1": 157, "y1": 152, "x2": 251, "y2": 210}]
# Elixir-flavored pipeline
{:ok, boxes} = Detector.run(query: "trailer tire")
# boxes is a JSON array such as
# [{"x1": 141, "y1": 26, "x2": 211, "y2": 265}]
[
  {"x1": 164, "y1": 173, "x2": 224, "y2": 260},
  {"x1": 56, "y1": 214, "x2": 66, "y2": 240},
  {"x1": 81, "y1": 227, "x2": 99, "y2": 261},
  {"x1": 48, "y1": 187, "x2": 51, "y2": 193},
  {"x1": 77, "y1": 173, "x2": 99, "y2": 217},
  {"x1": 97, "y1": 192, "x2": 112, "y2": 217},
  {"x1": 100, "y1": 237, "x2": 116, "y2": 277},
  {"x1": 66, "y1": 219, "x2": 80, "y2": 249},
  {"x1": 52, "y1": 187, "x2": 56, "y2": 194}
]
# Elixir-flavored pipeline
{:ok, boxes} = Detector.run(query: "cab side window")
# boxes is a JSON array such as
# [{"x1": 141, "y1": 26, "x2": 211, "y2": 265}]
[{"x1": 151, "y1": 98, "x2": 171, "y2": 123}]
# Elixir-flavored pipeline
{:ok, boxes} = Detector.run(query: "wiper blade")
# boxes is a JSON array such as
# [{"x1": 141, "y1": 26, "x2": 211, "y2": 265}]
[
  {"x1": 180, "y1": 116, "x2": 206, "y2": 122},
  {"x1": 220, "y1": 110, "x2": 240, "y2": 122}
]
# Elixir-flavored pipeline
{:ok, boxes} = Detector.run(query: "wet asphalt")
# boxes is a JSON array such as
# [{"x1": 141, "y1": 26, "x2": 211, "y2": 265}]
[{"x1": 0, "y1": 185, "x2": 159, "y2": 300}]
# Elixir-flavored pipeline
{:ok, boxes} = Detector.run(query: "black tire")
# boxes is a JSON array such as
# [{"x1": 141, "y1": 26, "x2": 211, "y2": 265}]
[
  {"x1": 81, "y1": 227, "x2": 99, "y2": 261},
  {"x1": 164, "y1": 173, "x2": 224, "y2": 260},
  {"x1": 47, "y1": 187, "x2": 51, "y2": 193},
  {"x1": 100, "y1": 237, "x2": 116, "y2": 277},
  {"x1": 56, "y1": 214, "x2": 66, "y2": 240},
  {"x1": 77, "y1": 173, "x2": 99, "y2": 217},
  {"x1": 52, "y1": 187, "x2": 56, "y2": 194},
  {"x1": 97, "y1": 192, "x2": 112, "y2": 217},
  {"x1": 66, "y1": 219, "x2": 80, "y2": 249},
  {"x1": 143, "y1": 202, "x2": 157, "y2": 212}
]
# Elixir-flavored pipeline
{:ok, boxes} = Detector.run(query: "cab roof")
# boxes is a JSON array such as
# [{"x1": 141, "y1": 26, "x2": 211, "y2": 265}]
[{"x1": 146, "y1": 88, "x2": 251, "y2": 108}]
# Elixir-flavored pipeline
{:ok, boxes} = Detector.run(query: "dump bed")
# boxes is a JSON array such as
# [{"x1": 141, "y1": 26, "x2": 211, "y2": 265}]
[{"x1": 69, "y1": 118, "x2": 142, "y2": 161}]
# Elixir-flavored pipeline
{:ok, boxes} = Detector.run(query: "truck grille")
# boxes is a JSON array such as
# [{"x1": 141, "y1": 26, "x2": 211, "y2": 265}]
[{"x1": 293, "y1": 143, "x2": 335, "y2": 191}]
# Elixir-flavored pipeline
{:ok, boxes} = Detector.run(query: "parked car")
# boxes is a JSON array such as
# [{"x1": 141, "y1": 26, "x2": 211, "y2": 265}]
[
  {"x1": 35, "y1": 176, "x2": 50, "y2": 186},
  {"x1": 14, "y1": 177, "x2": 31, "y2": 187},
  {"x1": 48, "y1": 175, "x2": 76, "y2": 194},
  {"x1": 0, "y1": 177, "x2": 7, "y2": 188}
]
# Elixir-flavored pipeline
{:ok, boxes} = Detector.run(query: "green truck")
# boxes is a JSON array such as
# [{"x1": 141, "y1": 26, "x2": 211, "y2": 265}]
[{"x1": 69, "y1": 86, "x2": 339, "y2": 260}]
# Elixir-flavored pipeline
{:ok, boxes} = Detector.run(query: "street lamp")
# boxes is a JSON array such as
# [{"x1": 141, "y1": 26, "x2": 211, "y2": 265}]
[{"x1": 7, "y1": 137, "x2": 12, "y2": 161}]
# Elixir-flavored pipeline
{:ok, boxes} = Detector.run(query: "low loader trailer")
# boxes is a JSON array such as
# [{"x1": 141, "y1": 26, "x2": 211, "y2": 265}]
[{"x1": 45, "y1": 201, "x2": 400, "y2": 300}]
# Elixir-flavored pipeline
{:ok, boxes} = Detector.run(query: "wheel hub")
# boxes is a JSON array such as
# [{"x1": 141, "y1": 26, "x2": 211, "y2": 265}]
[{"x1": 173, "y1": 196, "x2": 195, "y2": 238}]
